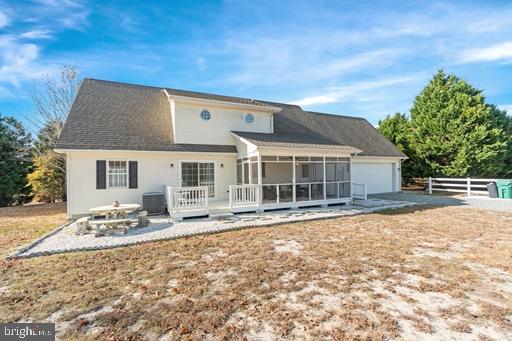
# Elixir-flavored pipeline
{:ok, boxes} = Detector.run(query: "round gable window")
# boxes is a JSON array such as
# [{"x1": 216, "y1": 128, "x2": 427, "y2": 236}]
[
  {"x1": 245, "y1": 113, "x2": 254, "y2": 123},
  {"x1": 200, "y1": 110, "x2": 211, "y2": 121}
]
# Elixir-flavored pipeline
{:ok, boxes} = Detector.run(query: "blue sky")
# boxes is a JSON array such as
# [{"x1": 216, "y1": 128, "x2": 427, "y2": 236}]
[{"x1": 1, "y1": 0, "x2": 511, "y2": 129}]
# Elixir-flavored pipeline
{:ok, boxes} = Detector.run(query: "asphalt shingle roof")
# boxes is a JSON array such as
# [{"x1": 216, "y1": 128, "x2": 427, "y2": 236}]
[
  {"x1": 231, "y1": 131, "x2": 362, "y2": 152},
  {"x1": 56, "y1": 78, "x2": 406, "y2": 158}
]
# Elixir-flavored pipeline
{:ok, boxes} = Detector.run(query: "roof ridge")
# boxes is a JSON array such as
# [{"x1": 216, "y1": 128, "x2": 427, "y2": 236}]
[
  {"x1": 305, "y1": 110, "x2": 367, "y2": 120},
  {"x1": 84, "y1": 78, "x2": 290, "y2": 108},
  {"x1": 84, "y1": 78, "x2": 373, "y2": 123},
  {"x1": 84, "y1": 78, "x2": 165, "y2": 91}
]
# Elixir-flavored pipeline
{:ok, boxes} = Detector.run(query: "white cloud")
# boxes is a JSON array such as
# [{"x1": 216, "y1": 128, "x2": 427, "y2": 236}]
[
  {"x1": 0, "y1": 11, "x2": 9, "y2": 28},
  {"x1": 460, "y1": 41, "x2": 512, "y2": 63},
  {"x1": 0, "y1": 36, "x2": 58, "y2": 88},
  {"x1": 292, "y1": 75, "x2": 421, "y2": 106},
  {"x1": 498, "y1": 104, "x2": 512, "y2": 113},
  {"x1": 20, "y1": 29, "x2": 53, "y2": 39}
]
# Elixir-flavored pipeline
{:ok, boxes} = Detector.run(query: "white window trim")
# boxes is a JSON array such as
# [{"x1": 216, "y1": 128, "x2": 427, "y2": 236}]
[
  {"x1": 107, "y1": 159, "x2": 129, "y2": 189},
  {"x1": 178, "y1": 160, "x2": 217, "y2": 200}
]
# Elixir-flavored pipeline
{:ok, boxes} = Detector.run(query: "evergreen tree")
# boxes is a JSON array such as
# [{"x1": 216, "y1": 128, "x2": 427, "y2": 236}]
[
  {"x1": 408, "y1": 70, "x2": 511, "y2": 177},
  {"x1": 0, "y1": 115, "x2": 32, "y2": 206},
  {"x1": 378, "y1": 112, "x2": 417, "y2": 181}
]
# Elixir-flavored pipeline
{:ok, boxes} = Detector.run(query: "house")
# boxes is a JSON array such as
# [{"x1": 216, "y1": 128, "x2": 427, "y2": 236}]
[{"x1": 55, "y1": 79, "x2": 407, "y2": 219}]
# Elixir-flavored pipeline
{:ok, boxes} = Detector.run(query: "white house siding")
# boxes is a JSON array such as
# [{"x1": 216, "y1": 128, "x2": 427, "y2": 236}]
[
  {"x1": 172, "y1": 101, "x2": 274, "y2": 145},
  {"x1": 66, "y1": 150, "x2": 236, "y2": 217},
  {"x1": 351, "y1": 157, "x2": 402, "y2": 194}
]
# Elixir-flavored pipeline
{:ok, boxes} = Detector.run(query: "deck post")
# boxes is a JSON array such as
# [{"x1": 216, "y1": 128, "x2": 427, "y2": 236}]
[
  {"x1": 349, "y1": 157, "x2": 353, "y2": 203},
  {"x1": 292, "y1": 156, "x2": 296, "y2": 204},
  {"x1": 228, "y1": 185, "x2": 232, "y2": 209},
  {"x1": 467, "y1": 177, "x2": 471, "y2": 197},
  {"x1": 428, "y1": 177, "x2": 432, "y2": 194},
  {"x1": 257, "y1": 153, "x2": 263, "y2": 209},
  {"x1": 323, "y1": 156, "x2": 327, "y2": 201}
]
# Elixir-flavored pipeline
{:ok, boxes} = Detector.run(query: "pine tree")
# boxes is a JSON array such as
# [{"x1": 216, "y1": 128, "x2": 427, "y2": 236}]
[
  {"x1": 378, "y1": 112, "x2": 417, "y2": 181},
  {"x1": 0, "y1": 115, "x2": 32, "y2": 206},
  {"x1": 408, "y1": 70, "x2": 511, "y2": 177}
]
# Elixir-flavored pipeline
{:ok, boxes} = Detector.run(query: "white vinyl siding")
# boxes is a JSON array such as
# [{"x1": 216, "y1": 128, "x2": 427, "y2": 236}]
[{"x1": 66, "y1": 151, "x2": 236, "y2": 217}]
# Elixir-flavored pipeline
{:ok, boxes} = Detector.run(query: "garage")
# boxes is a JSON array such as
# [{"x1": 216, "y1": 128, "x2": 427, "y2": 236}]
[{"x1": 352, "y1": 162, "x2": 397, "y2": 194}]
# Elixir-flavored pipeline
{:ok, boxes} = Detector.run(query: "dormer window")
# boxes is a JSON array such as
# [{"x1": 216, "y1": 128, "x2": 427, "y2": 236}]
[
  {"x1": 200, "y1": 110, "x2": 211, "y2": 121},
  {"x1": 245, "y1": 113, "x2": 254, "y2": 123}
]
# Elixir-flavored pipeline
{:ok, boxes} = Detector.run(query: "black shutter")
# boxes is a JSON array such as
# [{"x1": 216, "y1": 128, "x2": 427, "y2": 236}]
[
  {"x1": 96, "y1": 160, "x2": 106, "y2": 189},
  {"x1": 129, "y1": 161, "x2": 138, "y2": 189}
]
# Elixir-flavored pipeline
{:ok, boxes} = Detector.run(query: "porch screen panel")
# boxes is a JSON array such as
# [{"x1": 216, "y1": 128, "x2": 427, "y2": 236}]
[
  {"x1": 236, "y1": 160, "x2": 242, "y2": 185},
  {"x1": 295, "y1": 158, "x2": 323, "y2": 200},
  {"x1": 261, "y1": 162, "x2": 292, "y2": 184},
  {"x1": 336, "y1": 162, "x2": 350, "y2": 181},
  {"x1": 326, "y1": 159, "x2": 350, "y2": 199},
  {"x1": 243, "y1": 162, "x2": 249, "y2": 184},
  {"x1": 250, "y1": 162, "x2": 258, "y2": 184}
]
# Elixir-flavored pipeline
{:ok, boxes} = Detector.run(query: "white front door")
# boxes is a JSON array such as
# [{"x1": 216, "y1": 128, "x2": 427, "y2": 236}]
[{"x1": 180, "y1": 162, "x2": 215, "y2": 198}]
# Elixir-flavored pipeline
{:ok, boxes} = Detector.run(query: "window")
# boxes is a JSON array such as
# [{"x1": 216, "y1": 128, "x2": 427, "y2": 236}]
[
  {"x1": 108, "y1": 161, "x2": 127, "y2": 187},
  {"x1": 181, "y1": 162, "x2": 215, "y2": 197},
  {"x1": 245, "y1": 113, "x2": 254, "y2": 123},
  {"x1": 200, "y1": 110, "x2": 211, "y2": 121}
]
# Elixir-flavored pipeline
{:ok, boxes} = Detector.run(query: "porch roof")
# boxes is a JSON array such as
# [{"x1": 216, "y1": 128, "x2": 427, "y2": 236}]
[{"x1": 231, "y1": 131, "x2": 362, "y2": 153}]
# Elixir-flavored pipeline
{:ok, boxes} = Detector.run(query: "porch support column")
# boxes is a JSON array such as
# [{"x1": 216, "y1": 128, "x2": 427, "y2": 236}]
[
  {"x1": 322, "y1": 156, "x2": 327, "y2": 207},
  {"x1": 257, "y1": 153, "x2": 263, "y2": 209},
  {"x1": 292, "y1": 156, "x2": 296, "y2": 204},
  {"x1": 349, "y1": 155, "x2": 353, "y2": 203}
]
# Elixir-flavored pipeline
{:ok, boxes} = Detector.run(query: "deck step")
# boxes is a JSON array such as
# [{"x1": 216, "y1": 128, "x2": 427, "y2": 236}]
[{"x1": 209, "y1": 209, "x2": 234, "y2": 218}]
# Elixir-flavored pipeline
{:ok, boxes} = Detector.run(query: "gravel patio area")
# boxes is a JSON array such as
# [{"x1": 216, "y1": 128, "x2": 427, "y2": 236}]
[{"x1": 13, "y1": 199, "x2": 416, "y2": 258}]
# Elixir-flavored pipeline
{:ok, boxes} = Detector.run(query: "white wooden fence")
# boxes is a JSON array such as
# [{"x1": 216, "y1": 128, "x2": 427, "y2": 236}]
[
  {"x1": 427, "y1": 177, "x2": 495, "y2": 197},
  {"x1": 166, "y1": 186, "x2": 208, "y2": 217},
  {"x1": 229, "y1": 184, "x2": 259, "y2": 208},
  {"x1": 352, "y1": 182, "x2": 368, "y2": 200}
]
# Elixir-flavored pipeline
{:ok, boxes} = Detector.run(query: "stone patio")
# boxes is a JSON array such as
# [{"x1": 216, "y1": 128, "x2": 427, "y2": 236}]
[{"x1": 13, "y1": 199, "x2": 417, "y2": 258}]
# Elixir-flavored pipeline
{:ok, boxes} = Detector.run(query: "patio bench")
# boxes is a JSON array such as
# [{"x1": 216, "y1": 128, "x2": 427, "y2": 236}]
[
  {"x1": 89, "y1": 218, "x2": 133, "y2": 236},
  {"x1": 75, "y1": 217, "x2": 91, "y2": 235},
  {"x1": 136, "y1": 210, "x2": 149, "y2": 227}
]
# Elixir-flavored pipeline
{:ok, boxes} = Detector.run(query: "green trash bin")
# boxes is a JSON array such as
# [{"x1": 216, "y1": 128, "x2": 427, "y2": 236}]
[{"x1": 495, "y1": 180, "x2": 512, "y2": 199}]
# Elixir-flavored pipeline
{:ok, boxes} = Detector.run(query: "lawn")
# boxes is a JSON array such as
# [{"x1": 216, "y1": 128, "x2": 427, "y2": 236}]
[{"x1": 0, "y1": 204, "x2": 511, "y2": 340}]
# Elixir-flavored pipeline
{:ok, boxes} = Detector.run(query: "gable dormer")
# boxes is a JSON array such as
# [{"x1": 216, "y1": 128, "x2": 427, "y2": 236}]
[{"x1": 164, "y1": 90, "x2": 279, "y2": 145}]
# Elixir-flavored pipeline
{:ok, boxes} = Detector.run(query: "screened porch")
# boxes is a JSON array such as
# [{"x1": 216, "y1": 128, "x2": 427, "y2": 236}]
[{"x1": 230, "y1": 155, "x2": 356, "y2": 211}]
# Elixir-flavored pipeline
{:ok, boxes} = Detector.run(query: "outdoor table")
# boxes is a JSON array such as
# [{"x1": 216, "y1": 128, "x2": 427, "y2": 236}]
[
  {"x1": 89, "y1": 204, "x2": 141, "y2": 219},
  {"x1": 89, "y1": 204, "x2": 141, "y2": 236}
]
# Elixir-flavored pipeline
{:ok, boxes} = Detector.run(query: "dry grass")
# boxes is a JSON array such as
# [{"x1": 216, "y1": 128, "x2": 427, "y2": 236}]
[
  {"x1": 0, "y1": 202, "x2": 67, "y2": 258},
  {"x1": 0, "y1": 204, "x2": 511, "y2": 340}
]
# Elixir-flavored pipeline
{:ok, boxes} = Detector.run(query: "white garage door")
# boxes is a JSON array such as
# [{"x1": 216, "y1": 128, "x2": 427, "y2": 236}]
[{"x1": 352, "y1": 163, "x2": 396, "y2": 194}]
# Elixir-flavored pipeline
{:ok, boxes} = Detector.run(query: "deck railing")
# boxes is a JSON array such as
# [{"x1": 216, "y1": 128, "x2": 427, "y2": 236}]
[
  {"x1": 231, "y1": 181, "x2": 354, "y2": 207},
  {"x1": 166, "y1": 186, "x2": 208, "y2": 215},
  {"x1": 229, "y1": 184, "x2": 259, "y2": 208},
  {"x1": 352, "y1": 182, "x2": 367, "y2": 200}
]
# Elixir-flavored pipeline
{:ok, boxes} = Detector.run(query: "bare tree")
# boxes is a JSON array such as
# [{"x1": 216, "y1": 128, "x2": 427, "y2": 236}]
[
  {"x1": 27, "y1": 66, "x2": 81, "y2": 171},
  {"x1": 26, "y1": 66, "x2": 81, "y2": 202}
]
